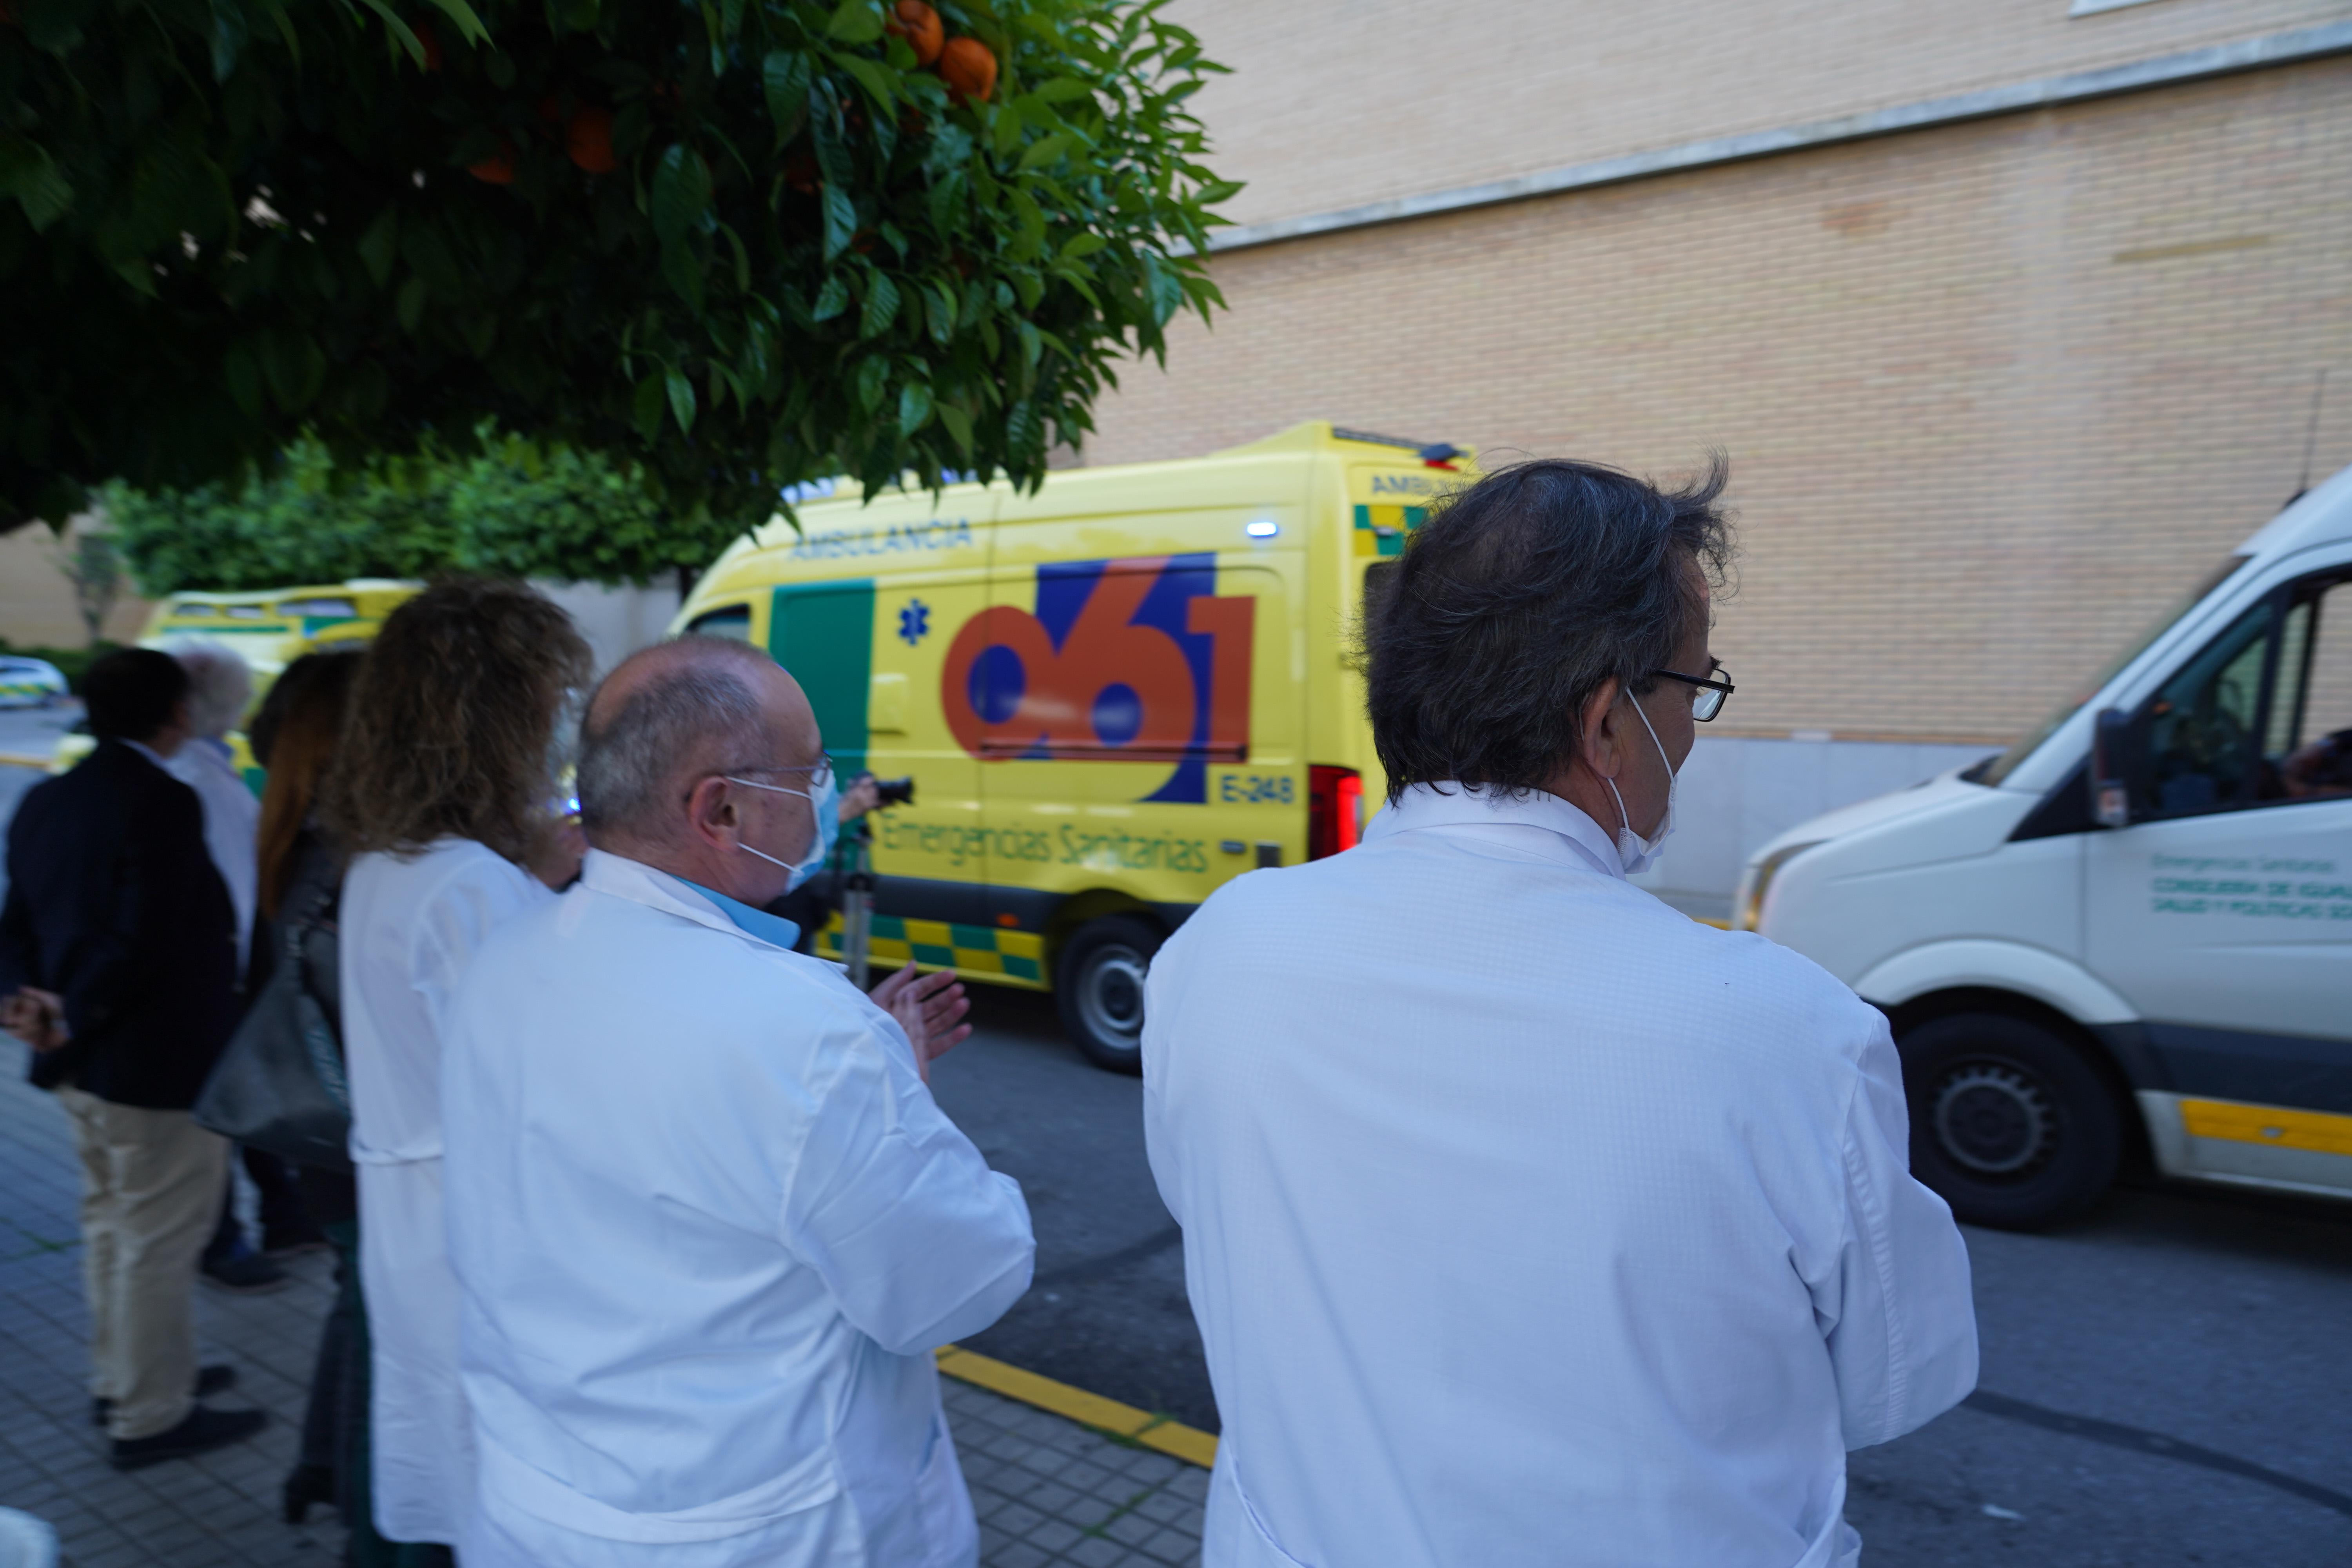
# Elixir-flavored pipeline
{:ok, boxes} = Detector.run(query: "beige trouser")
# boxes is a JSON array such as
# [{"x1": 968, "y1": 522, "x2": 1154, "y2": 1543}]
[{"x1": 55, "y1": 1086, "x2": 230, "y2": 1440}]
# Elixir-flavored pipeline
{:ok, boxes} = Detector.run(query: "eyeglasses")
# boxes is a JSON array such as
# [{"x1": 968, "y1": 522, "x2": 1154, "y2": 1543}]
[
  {"x1": 1651, "y1": 665, "x2": 1735, "y2": 722},
  {"x1": 687, "y1": 753, "x2": 833, "y2": 800}
]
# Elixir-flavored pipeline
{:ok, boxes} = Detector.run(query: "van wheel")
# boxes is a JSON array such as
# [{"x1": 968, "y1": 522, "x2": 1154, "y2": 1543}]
[
  {"x1": 1897, "y1": 1012, "x2": 2121, "y2": 1231},
  {"x1": 1054, "y1": 915, "x2": 1161, "y2": 1075}
]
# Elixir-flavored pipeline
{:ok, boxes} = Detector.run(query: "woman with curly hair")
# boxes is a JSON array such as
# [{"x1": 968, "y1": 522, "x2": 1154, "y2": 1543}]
[{"x1": 319, "y1": 580, "x2": 591, "y2": 1560}]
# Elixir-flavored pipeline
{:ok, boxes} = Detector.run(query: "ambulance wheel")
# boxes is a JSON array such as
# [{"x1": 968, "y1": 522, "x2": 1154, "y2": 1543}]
[
  {"x1": 1055, "y1": 916, "x2": 1161, "y2": 1075},
  {"x1": 1898, "y1": 1012, "x2": 2121, "y2": 1232}
]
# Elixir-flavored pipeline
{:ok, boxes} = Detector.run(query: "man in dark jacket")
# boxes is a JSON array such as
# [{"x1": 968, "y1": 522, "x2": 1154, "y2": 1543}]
[{"x1": 0, "y1": 648, "x2": 268, "y2": 1468}]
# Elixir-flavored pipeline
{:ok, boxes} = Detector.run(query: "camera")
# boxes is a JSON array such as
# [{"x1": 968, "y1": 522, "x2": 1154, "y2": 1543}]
[{"x1": 872, "y1": 775, "x2": 916, "y2": 808}]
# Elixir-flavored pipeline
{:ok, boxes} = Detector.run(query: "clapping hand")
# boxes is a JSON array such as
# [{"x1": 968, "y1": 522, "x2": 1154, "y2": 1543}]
[
  {"x1": 869, "y1": 962, "x2": 973, "y2": 1083},
  {"x1": 1, "y1": 987, "x2": 69, "y2": 1053}
]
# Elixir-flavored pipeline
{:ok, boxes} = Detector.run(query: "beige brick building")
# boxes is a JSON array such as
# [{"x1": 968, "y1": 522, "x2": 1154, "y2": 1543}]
[{"x1": 1078, "y1": 0, "x2": 2352, "y2": 904}]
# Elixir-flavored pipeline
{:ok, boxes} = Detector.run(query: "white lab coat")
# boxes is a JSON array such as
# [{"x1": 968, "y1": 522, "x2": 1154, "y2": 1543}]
[
  {"x1": 341, "y1": 838, "x2": 553, "y2": 1546},
  {"x1": 1143, "y1": 784, "x2": 1978, "y2": 1568},
  {"x1": 440, "y1": 849, "x2": 1035, "y2": 1568},
  {"x1": 166, "y1": 737, "x2": 258, "y2": 972}
]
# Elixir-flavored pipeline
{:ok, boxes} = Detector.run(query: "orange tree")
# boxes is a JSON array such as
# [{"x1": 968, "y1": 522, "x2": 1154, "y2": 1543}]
[{"x1": 0, "y1": 0, "x2": 1233, "y2": 540}]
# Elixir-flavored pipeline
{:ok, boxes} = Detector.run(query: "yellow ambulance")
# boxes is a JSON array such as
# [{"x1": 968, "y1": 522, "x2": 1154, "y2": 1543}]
[
  {"x1": 673, "y1": 421, "x2": 1472, "y2": 1069},
  {"x1": 50, "y1": 580, "x2": 420, "y2": 789}
]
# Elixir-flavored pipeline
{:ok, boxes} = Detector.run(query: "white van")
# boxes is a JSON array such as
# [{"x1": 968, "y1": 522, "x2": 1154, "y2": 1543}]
[{"x1": 1737, "y1": 469, "x2": 2352, "y2": 1230}]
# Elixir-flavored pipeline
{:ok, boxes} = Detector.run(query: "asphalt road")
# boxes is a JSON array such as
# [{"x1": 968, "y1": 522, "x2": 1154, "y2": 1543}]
[{"x1": 933, "y1": 985, "x2": 2352, "y2": 1568}]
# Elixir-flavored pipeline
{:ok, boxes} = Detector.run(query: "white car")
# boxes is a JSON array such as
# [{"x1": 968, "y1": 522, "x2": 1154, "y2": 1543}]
[{"x1": 0, "y1": 656, "x2": 69, "y2": 709}]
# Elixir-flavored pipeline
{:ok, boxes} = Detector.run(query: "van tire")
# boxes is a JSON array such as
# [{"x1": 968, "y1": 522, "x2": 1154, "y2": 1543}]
[
  {"x1": 1054, "y1": 916, "x2": 1161, "y2": 1075},
  {"x1": 1896, "y1": 1012, "x2": 2121, "y2": 1231}
]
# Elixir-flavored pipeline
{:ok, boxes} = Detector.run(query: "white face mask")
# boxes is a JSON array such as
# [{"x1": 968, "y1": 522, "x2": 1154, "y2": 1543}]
[
  {"x1": 722, "y1": 768, "x2": 838, "y2": 892},
  {"x1": 1603, "y1": 691, "x2": 1679, "y2": 876}
]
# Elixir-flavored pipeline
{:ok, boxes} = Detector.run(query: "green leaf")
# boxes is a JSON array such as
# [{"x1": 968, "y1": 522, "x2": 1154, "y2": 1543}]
[
  {"x1": 855, "y1": 354, "x2": 887, "y2": 411},
  {"x1": 897, "y1": 381, "x2": 932, "y2": 433},
  {"x1": 650, "y1": 145, "x2": 713, "y2": 249},
  {"x1": 666, "y1": 366, "x2": 697, "y2": 434},
  {"x1": 836, "y1": 55, "x2": 897, "y2": 113},
  {"x1": 211, "y1": 0, "x2": 249, "y2": 83},
  {"x1": 1031, "y1": 78, "x2": 1094, "y2": 103},
  {"x1": 396, "y1": 276, "x2": 428, "y2": 334},
  {"x1": 358, "y1": 207, "x2": 400, "y2": 287},
  {"x1": 1017, "y1": 133, "x2": 1070, "y2": 172},
  {"x1": 826, "y1": 0, "x2": 883, "y2": 44},
  {"x1": 633, "y1": 374, "x2": 666, "y2": 440},
  {"x1": 421, "y1": 0, "x2": 492, "y2": 47},
  {"x1": 992, "y1": 99, "x2": 1024, "y2": 160},
  {"x1": 0, "y1": 138, "x2": 75, "y2": 232},
  {"x1": 819, "y1": 184, "x2": 857, "y2": 263},
  {"x1": 662, "y1": 240, "x2": 705, "y2": 312},
  {"x1": 922, "y1": 280, "x2": 956, "y2": 344},
  {"x1": 812, "y1": 274, "x2": 850, "y2": 321},
  {"x1": 860, "y1": 270, "x2": 900, "y2": 338},
  {"x1": 717, "y1": 221, "x2": 751, "y2": 295},
  {"x1": 1059, "y1": 231, "x2": 1108, "y2": 261},
  {"x1": 936, "y1": 401, "x2": 973, "y2": 456},
  {"x1": 763, "y1": 52, "x2": 813, "y2": 143}
]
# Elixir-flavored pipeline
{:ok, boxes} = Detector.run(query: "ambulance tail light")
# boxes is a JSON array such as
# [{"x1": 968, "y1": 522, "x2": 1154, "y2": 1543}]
[{"x1": 1308, "y1": 766, "x2": 1363, "y2": 860}]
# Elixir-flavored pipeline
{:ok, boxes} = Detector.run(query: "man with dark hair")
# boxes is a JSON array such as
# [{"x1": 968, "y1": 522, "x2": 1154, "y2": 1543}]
[
  {"x1": 1143, "y1": 460, "x2": 1977, "y2": 1568},
  {"x1": 0, "y1": 647, "x2": 268, "y2": 1468}
]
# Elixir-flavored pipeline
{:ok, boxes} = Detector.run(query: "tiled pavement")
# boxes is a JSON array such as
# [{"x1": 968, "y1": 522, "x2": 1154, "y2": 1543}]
[{"x1": 0, "y1": 1038, "x2": 1205, "y2": 1566}]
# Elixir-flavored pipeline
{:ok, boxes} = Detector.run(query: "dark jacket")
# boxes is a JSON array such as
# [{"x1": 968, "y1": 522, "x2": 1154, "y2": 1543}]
[{"x1": 0, "y1": 739, "x2": 241, "y2": 1107}]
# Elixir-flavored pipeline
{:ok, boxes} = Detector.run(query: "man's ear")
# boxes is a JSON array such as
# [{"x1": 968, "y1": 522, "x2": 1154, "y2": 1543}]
[
  {"x1": 1577, "y1": 679, "x2": 1623, "y2": 781},
  {"x1": 682, "y1": 775, "x2": 740, "y2": 852}
]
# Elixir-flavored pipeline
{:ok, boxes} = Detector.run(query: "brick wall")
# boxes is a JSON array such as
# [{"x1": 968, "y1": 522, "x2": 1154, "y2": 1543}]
[
  {"x1": 1082, "y1": 57, "x2": 2352, "y2": 747},
  {"x1": 1175, "y1": 0, "x2": 2352, "y2": 227}
]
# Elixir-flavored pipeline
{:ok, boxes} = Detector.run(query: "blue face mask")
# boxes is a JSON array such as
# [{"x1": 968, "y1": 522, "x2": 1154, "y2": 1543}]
[{"x1": 723, "y1": 766, "x2": 839, "y2": 892}]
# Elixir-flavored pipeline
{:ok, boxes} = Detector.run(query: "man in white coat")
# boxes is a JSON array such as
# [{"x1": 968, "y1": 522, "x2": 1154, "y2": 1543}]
[
  {"x1": 442, "y1": 636, "x2": 1034, "y2": 1568},
  {"x1": 1143, "y1": 458, "x2": 1979, "y2": 1568}
]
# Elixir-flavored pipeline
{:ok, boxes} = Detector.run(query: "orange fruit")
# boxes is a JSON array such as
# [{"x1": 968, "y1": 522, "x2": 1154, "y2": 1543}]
[
  {"x1": 566, "y1": 107, "x2": 616, "y2": 174},
  {"x1": 936, "y1": 36, "x2": 996, "y2": 104},
  {"x1": 887, "y1": 1, "x2": 944, "y2": 66},
  {"x1": 468, "y1": 137, "x2": 517, "y2": 184}
]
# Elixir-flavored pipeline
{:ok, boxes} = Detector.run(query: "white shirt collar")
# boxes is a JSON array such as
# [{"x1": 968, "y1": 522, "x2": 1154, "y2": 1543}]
[
  {"x1": 1362, "y1": 782, "x2": 1627, "y2": 879},
  {"x1": 578, "y1": 848, "x2": 800, "y2": 952}
]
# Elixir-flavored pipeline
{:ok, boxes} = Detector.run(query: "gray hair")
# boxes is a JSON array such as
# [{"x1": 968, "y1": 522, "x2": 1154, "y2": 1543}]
[
  {"x1": 158, "y1": 635, "x2": 254, "y2": 739},
  {"x1": 577, "y1": 637, "x2": 776, "y2": 840},
  {"x1": 1363, "y1": 457, "x2": 1735, "y2": 802}
]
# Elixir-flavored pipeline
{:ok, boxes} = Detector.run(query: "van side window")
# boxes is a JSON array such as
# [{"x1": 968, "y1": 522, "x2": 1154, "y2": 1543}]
[
  {"x1": 688, "y1": 605, "x2": 753, "y2": 642},
  {"x1": 2270, "y1": 577, "x2": 2352, "y2": 802},
  {"x1": 2145, "y1": 571, "x2": 2352, "y2": 817},
  {"x1": 2147, "y1": 603, "x2": 2269, "y2": 815}
]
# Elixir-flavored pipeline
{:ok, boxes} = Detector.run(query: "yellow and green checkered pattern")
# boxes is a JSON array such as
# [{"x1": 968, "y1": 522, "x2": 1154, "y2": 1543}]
[
  {"x1": 1353, "y1": 503, "x2": 1427, "y2": 557},
  {"x1": 817, "y1": 914, "x2": 1048, "y2": 989}
]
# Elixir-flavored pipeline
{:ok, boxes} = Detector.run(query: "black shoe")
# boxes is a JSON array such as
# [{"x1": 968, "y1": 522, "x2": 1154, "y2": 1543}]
[
  {"x1": 201, "y1": 1252, "x2": 288, "y2": 1294},
  {"x1": 282, "y1": 1461, "x2": 337, "y2": 1524},
  {"x1": 262, "y1": 1224, "x2": 330, "y2": 1259},
  {"x1": 93, "y1": 1363, "x2": 238, "y2": 1428},
  {"x1": 109, "y1": 1405, "x2": 269, "y2": 1471}
]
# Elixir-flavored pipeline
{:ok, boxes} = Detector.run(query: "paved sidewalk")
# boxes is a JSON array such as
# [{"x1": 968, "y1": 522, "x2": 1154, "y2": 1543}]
[{"x1": 0, "y1": 1040, "x2": 1205, "y2": 1566}]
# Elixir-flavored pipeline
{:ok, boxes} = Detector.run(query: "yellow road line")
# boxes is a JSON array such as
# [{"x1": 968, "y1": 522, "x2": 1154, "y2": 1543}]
[
  {"x1": 2180, "y1": 1098, "x2": 2352, "y2": 1158},
  {"x1": 935, "y1": 1345, "x2": 1218, "y2": 1469}
]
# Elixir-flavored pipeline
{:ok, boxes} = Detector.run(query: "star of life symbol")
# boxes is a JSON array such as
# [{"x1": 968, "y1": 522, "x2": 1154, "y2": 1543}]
[{"x1": 898, "y1": 599, "x2": 930, "y2": 645}]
